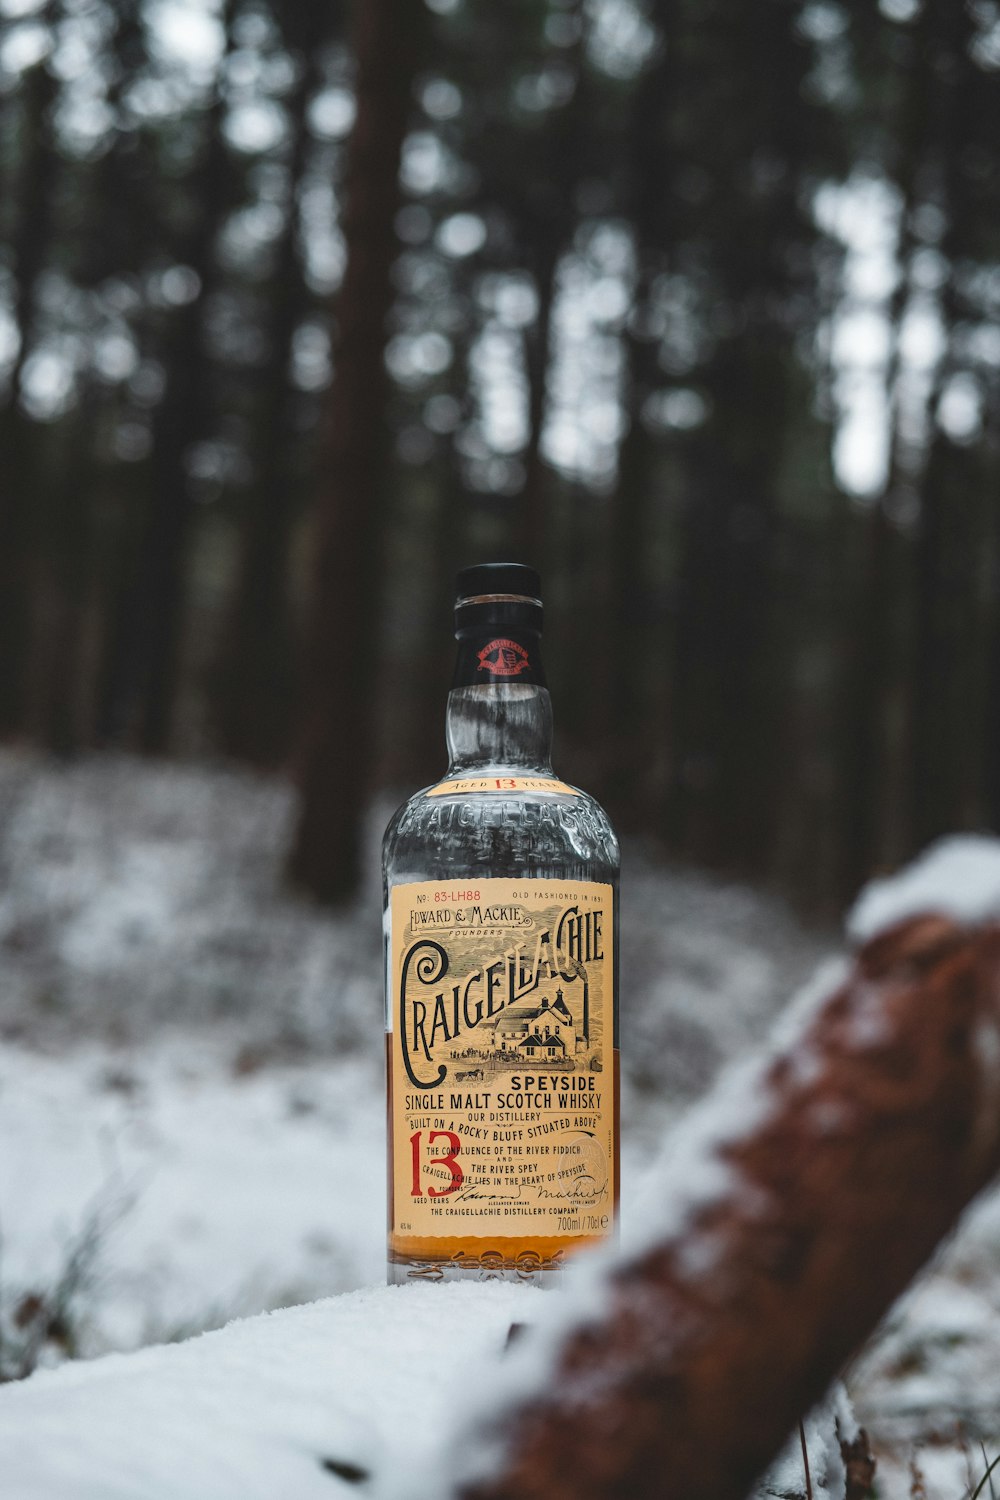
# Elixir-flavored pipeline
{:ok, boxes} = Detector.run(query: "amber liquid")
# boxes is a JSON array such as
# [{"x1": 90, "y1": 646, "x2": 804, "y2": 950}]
[{"x1": 386, "y1": 1036, "x2": 620, "y2": 1285}]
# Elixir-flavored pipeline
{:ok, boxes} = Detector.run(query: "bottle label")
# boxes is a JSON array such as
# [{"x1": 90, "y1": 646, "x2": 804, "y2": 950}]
[
  {"x1": 452, "y1": 628, "x2": 545, "y2": 688},
  {"x1": 425, "y1": 776, "x2": 580, "y2": 798},
  {"x1": 388, "y1": 878, "x2": 616, "y2": 1242}
]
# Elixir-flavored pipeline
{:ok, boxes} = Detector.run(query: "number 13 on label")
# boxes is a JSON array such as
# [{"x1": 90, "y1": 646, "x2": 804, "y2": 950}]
[{"x1": 410, "y1": 1130, "x2": 464, "y2": 1197}]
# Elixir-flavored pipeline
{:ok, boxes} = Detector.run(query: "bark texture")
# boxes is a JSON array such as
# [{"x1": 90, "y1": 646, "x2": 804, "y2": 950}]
[{"x1": 459, "y1": 912, "x2": 1000, "y2": 1500}]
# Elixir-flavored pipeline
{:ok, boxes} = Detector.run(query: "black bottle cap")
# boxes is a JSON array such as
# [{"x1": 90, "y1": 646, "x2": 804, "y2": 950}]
[
  {"x1": 453, "y1": 562, "x2": 545, "y2": 683},
  {"x1": 455, "y1": 562, "x2": 541, "y2": 604}
]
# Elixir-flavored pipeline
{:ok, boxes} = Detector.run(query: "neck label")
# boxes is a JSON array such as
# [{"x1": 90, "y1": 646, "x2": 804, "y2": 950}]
[
  {"x1": 453, "y1": 626, "x2": 545, "y2": 688},
  {"x1": 477, "y1": 637, "x2": 531, "y2": 676},
  {"x1": 425, "y1": 775, "x2": 579, "y2": 798}
]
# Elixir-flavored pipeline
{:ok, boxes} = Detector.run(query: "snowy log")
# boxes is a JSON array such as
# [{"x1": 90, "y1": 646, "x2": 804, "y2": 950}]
[
  {"x1": 454, "y1": 840, "x2": 1000, "y2": 1500},
  {"x1": 0, "y1": 1284, "x2": 543, "y2": 1500}
]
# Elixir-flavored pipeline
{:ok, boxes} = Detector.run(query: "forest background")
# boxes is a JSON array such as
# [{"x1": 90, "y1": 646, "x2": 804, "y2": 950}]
[{"x1": 1, "y1": 0, "x2": 999, "y2": 910}]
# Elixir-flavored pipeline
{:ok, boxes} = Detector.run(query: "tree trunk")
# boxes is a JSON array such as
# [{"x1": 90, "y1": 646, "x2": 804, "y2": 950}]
[
  {"x1": 459, "y1": 909, "x2": 1000, "y2": 1500},
  {"x1": 40, "y1": 2, "x2": 154, "y2": 754},
  {"x1": 288, "y1": 0, "x2": 425, "y2": 902},
  {"x1": 834, "y1": 4, "x2": 932, "y2": 898},
  {"x1": 92, "y1": 0, "x2": 238, "y2": 753},
  {"x1": 216, "y1": 6, "x2": 333, "y2": 766},
  {"x1": 517, "y1": 3, "x2": 587, "y2": 571},
  {"x1": 836, "y1": 502, "x2": 895, "y2": 899},
  {"x1": 0, "y1": 15, "x2": 60, "y2": 735},
  {"x1": 37, "y1": 392, "x2": 101, "y2": 754},
  {"x1": 518, "y1": 241, "x2": 559, "y2": 570},
  {"x1": 603, "y1": 0, "x2": 675, "y2": 823},
  {"x1": 906, "y1": 0, "x2": 979, "y2": 853},
  {"x1": 664, "y1": 2, "x2": 816, "y2": 873},
  {"x1": 396, "y1": 320, "x2": 477, "y2": 794},
  {"x1": 136, "y1": 2, "x2": 239, "y2": 754}
]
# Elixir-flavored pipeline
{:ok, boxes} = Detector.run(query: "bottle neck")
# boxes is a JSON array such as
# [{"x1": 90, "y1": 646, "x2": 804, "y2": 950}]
[
  {"x1": 446, "y1": 683, "x2": 554, "y2": 773},
  {"x1": 445, "y1": 616, "x2": 553, "y2": 773}
]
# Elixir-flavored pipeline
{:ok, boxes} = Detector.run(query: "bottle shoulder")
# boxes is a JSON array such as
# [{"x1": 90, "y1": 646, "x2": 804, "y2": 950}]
[{"x1": 382, "y1": 773, "x2": 619, "y2": 887}]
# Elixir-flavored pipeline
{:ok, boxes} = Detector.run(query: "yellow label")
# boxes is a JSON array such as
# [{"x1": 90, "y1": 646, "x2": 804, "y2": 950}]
[
  {"x1": 425, "y1": 776, "x2": 580, "y2": 797},
  {"x1": 388, "y1": 878, "x2": 615, "y2": 1240}
]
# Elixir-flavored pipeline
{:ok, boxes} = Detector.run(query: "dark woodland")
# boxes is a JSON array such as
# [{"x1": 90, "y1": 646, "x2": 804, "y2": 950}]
[{"x1": 1, "y1": 0, "x2": 999, "y2": 907}]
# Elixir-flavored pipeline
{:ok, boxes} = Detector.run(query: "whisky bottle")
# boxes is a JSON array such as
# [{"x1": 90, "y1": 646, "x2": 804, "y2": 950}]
[{"x1": 382, "y1": 562, "x2": 620, "y2": 1286}]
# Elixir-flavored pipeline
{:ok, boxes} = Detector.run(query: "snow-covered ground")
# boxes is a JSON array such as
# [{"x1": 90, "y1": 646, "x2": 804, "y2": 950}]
[
  {"x1": 0, "y1": 1283, "x2": 543, "y2": 1500},
  {"x1": 0, "y1": 1276, "x2": 874, "y2": 1500},
  {"x1": 2, "y1": 751, "x2": 1000, "y2": 1497},
  {"x1": 0, "y1": 1040, "x2": 385, "y2": 1353}
]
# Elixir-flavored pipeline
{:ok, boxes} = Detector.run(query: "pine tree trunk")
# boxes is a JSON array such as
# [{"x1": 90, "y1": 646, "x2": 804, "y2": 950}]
[
  {"x1": 836, "y1": 502, "x2": 895, "y2": 899},
  {"x1": 518, "y1": 242, "x2": 559, "y2": 570},
  {"x1": 37, "y1": 392, "x2": 101, "y2": 754},
  {"x1": 906, "y1": 0, "x2": 978, "y2": 851},
  {"x1": 604, "y1": 0, "x2": 675, "y2": 823},
  {"x1": 135, "y1": 1, "x2": 239, "y2": 754},
  {"x1": 41, "y1": 2, "x2": 153, "y2": 754},
  {"x1": 664, "y1": 4, "x2": 811, "y2": 872},
  {"x1": 397, "y1": 329, "x2": 476, "y2": 795},
  {"x1": 517, "y1": 4, "x2": 587, "y2": 569},
  {"x1": 216, "y1": 3, "x2": 338, "y2": 766},
  {"x1": 834, "y1": 6, "x2": 930, "y2": 897},
  {"x1": 287, "y1": 0, "x2": 425, "y2": 903},
  {"x1": 90, "y1": 0, "x2": 237, "y2": 753},
  {"x1": 0, "y1": 20, "x2": 60, "y2": 735}
]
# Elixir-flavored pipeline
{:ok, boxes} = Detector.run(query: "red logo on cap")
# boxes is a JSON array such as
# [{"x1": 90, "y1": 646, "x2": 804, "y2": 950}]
[{"x1": 477, "y1": 638, "x2": 531, "y2": 677}]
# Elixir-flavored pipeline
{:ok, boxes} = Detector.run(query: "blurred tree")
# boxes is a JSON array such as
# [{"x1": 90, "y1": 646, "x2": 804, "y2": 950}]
[
  {"x1": 513, "y1": 0, "x2": 589, "y2": 568},
  {"x1": 90, "y1": 0, "x2": 163, "y2": 747},
  {"x1": 834, "y1": 1, "x2": 934, "y2": 899},
  {"x1": 288, "y1": 0, "x2": 426, "y2": 901},
  {"x1": 120, "y1": 0, "x2": 242, "y2": 753},
  {"x1": 601, "y1": 0, "x2": 676, "y2": 822},
  {"x1": 906, "y1": 0, "x2": 983, "y2": 851},
  {"x1": 660, "y1": 0, "x2": 841, "y2": 874},
  {"x1": 0, "y1": 0, "x2": 997, "y2": 910},
  {"x1": 216, "y1": 2, "x2": 341, "y2": 766},
  {"x1": 392, "y1": 271, "x2": 477, "y2": 793},
  {"x1": 0, "y1": 4, "x2": 60, "y2": 734},
  {"x1": 42, "y1": 0, "x2": 152, "y2": 754}
]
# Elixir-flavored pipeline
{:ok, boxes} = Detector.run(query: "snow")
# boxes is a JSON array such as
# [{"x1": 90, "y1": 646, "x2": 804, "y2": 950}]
[
  {"x1": 0, "y1": 749, "x2": 823, "y2": 1361},
  {"x1": 849, "y1": 834, "x2": 1000, "y2": 943},
  {"x1": 831, "y1": 1382, "x2": 859, "y2": 1446},
  {"x1": 0, "y1": 1287, "x2": 865, "y2": 1500},
  {"x1": 0, "y1": 751, "x2": 382, "y2": 1049},
  {"x1": 760, "y1": 1387, "x2": 849, "y2": 1500},
  {"x1": 0, "y1": 1269, "x2": 872, "y2": 1500},
  {"x1": 4, "y1": 753, "x2": 1000, "y2": 1499},
  {"x1": 0, "y1": 1283, "x2": 541, "y2": 1500},
  {"x1": 0, "y1": 1040, "x2": 385, "y2": 1354}
]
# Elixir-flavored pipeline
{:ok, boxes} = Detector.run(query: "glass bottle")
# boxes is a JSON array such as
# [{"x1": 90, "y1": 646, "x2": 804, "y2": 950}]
[{"x1": 382, "y1": 562, "x2": 620, "y2": 1285}]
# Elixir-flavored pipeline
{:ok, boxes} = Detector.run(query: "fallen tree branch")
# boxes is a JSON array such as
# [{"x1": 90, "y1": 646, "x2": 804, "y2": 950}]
[{"x1": 456, "y1": 906, "x2": 1000, "y2": 1500}]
